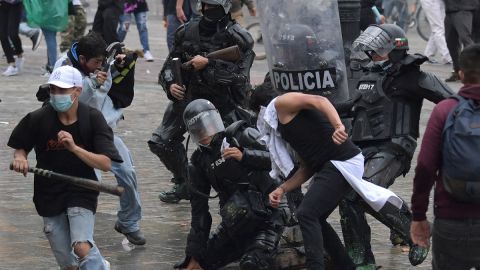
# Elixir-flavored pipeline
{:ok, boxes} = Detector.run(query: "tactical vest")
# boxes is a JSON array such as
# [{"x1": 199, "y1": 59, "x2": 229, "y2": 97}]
[
  {"x1": 181, "y1": 19, "x2": 237, "y2": 112},
  {"x1": 351, "y1": 66, "x2": 423, "y2": 146}
]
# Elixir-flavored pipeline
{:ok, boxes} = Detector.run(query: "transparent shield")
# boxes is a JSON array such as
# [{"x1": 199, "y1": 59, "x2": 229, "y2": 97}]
[{"x1": 256, "y1": 0, "x2": 349, "y2": 104}]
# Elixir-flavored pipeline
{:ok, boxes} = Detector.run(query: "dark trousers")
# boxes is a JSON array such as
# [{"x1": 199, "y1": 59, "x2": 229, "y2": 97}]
[
  {"x1": 204, "y1": 221, "x2": 283, "y2": 270},
  {"x1": 296, "y1": 162, "x2": 354, "y2": 270},
  {"x1": 0, "y1": 2, "x2": 23, "y2": 63},
  {"x1": 432, "y1": 218, "x2": 480, "y2": 270},
  {"x1": 445, "y1": 10, "x2": 475, "y2": 72},
  {"x1": 92, "y1": 4, "x2": 122, "y2": 44}
]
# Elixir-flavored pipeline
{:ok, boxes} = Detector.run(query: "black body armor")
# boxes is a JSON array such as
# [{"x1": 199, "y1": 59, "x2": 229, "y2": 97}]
[
  {"x1": 159, "y1": 17, "x2": 254, "y2": 114},
  {"x1": 181, "y1": 121, "x2": 286, "y2": 270},
  {"x1": 349, "y1": 54, "x2": 453, "y2": 155}
]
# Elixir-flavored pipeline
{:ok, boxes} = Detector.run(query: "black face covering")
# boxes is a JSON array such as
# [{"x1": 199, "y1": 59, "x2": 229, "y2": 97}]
[{"x1": 203, "y1": 5, "x2": 226, "y2": 22}]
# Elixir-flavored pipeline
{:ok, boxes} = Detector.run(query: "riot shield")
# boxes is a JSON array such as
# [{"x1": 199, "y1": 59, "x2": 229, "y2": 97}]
[{"x1": 257, "y1": 0, "x2": 349, "y2": 104}]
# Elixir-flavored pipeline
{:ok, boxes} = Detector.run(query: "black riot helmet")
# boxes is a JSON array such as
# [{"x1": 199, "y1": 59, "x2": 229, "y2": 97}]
[
  {"x1": 272, "y1": 23, "x2": 328, "y2": 70},
  {"x1": 201, "y1": 0, "x2": 231, "y2": 17},
  {"x1": 353, "y1": 24, "x2": 409, "y2": 63},
  {"x1": 183, "y1": 99, "x2": 225, "y2": 146}
]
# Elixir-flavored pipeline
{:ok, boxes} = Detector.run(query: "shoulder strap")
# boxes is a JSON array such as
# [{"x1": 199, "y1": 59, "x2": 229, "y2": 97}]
[
  {"x1": 224, "y1": 120, "x2": 248, "y2": 147},
  {"x1": 225, "y1": 120, "x2": 247, "y2": 138}
]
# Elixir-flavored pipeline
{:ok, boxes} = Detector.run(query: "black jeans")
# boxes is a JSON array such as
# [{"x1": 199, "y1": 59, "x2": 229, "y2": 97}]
[
  {"x1": 432, "y1": 218, "x2": 480, "y2": 270},
  {"x1": 0, "y1": 2, "x2": 23, "y2": 63},
  {"x1": 444, "y1": 10, "x2": 475, "y2": 72},
  {"x1": 296, "y1": 162, "x2": 354, "y2": 270}
]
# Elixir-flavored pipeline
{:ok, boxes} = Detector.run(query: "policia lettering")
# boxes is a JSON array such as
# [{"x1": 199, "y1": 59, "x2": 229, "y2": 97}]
[{"x1": 272, "y1": 68, "x2": 336, "y2": 92}]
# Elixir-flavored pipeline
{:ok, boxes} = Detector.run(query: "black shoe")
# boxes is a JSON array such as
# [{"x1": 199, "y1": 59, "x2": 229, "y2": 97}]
[
  {"x1": 159, "y1": 183, "x2": 190, "y2": 204},
  {"x1": 114, "y1": 222, "x2": 146, "y2": 245},
  {"x1": 31, "y1": 30, "x2": 42, "y2": 51},
  {"x1": 408, "y1": 244, "x2": 429, "y2": 266},
  {"x1": 445, "y1": 72, "x2": 460, "y2": 82}
]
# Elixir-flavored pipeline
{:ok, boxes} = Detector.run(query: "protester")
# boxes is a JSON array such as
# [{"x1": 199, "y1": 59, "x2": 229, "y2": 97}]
[
  {"x1": 0, "y1": 0, "x2": 24, "y2": 76},
  {"x1": 411, "y1": 44, "x2": 480, "y2": 269},
  {"x1": 55, "y1": 32, "x2": 146, "y2": 245},
  {"x1": 162, "y1": 0, "x2": 197, "y2": 52},
  {"x1": 420, "y1": 0, "x2": 452, "y2": 64},
  {"x1": 117, "y1": 0, "x2": 154, "y2": 61},
  {"x1": 8, "y1": 65, "x2": 120, "y2": 270},
  {"x1": 250, "y1": 88, "x2": 405, "y2": 269},
  {"x1": 443, "y1": 0, "x2": 480, "y2": 82}
]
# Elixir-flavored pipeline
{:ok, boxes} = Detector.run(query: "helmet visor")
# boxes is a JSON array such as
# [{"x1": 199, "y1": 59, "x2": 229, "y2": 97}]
[
  {"x1": 352, "y1": 26, "x2": 394, "y2": 57},
  {"x1": 186, "y1": 109, "x2": 225, "y2": 144}
]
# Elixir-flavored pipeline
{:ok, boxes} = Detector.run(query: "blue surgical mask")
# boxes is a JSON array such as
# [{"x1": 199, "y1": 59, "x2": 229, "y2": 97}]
[{"x1": 49, "y1": 93, "x2": 75, "y2": 112}]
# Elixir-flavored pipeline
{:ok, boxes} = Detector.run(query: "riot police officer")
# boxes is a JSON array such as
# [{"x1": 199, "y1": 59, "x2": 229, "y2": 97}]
[
  {"x1": 148, "y1": 0, "x2": 255, "y2": 203},
  {"x1": 337, "y1": 24, "x2": 454, "y2": 269},
  {"x1": 174, "y1": 99, "x2": 286, "y2": 270}
]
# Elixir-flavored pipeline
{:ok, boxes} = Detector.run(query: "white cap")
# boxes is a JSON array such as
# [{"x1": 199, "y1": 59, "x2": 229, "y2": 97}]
[{"x1": 48, "y1": 66, "x2": 83, "y2": 89}]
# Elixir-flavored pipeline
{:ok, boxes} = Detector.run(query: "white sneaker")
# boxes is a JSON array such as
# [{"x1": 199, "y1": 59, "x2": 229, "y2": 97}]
[
  {"x1": 144, "y1": 50, "x2": 154, "y2": 62},
  {"x1": 104, "y1": 259, "x2": 110, "y2": 269},
  {"x1": 15, "y1": 57, "x2": 24, "y2": 72},
  {"x1": 2, "y1": 65, "x2": 18, "y2": 76}
]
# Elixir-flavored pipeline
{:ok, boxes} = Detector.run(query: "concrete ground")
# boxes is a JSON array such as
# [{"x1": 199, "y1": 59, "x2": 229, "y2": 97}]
[{"x1": 0, "y1": 7, "x2": 462, "y2": 270}]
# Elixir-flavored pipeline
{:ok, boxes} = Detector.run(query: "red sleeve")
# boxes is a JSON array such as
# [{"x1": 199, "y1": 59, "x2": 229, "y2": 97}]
[{"x1": 411, "y1": 99, "x2": 457, "y2": 221}]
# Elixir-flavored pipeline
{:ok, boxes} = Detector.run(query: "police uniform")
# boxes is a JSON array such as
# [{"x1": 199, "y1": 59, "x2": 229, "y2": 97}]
[
  {"x1": 337, "y1": 24, "x2": 454, "y2": 268},
  {"x1": 175, "y1": 100, "x2": 286, "y2": 270},
  {"x1": 149, "y1": 0, "x2": 255, "y2": 203}
]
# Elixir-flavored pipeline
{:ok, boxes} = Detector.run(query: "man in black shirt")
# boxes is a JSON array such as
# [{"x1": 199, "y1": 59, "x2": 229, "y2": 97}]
[{"x1": 9, "y1": 66, "x2": 121, "y2": 270}]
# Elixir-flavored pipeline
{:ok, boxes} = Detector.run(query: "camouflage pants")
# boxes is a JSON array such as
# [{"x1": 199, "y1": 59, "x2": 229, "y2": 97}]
[{"x1": 60, "y1": 6, "x2": 87, "y2": 53}]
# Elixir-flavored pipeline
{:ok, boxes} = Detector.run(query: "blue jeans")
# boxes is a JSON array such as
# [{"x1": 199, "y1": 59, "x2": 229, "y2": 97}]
[
  {"x1": 117, "y1": 11, "x2": 150, "y2": 52},
  {"x1": 41, "y1": 28, "x2": 57, "y2": 71},
  {"x1": 111, "y1": 135, "x2": 142, "y2": 233},
  {"x1": 432, "y1": 218, "x2": 480, "y2": 270},
  {"x1": 166, "y1": 14, "x2": 181, "y2": 52},
  {"x1": 43, "y1": 207, "x2": 109, "y2": 270}
]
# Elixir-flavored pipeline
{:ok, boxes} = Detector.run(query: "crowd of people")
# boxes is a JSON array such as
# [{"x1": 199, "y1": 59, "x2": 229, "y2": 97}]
[{"x1": 3, "y1": 0, "x2": 480, "y2": 270}]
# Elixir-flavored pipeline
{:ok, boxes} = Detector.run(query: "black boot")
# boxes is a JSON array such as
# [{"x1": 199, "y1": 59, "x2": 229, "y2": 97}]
[{"x1": 159, "y1": 179, "x2": 190, "y2": 204}]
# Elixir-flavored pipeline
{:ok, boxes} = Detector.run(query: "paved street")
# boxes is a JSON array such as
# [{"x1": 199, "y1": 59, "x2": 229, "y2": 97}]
[{"x1": 0, "y1": 9, "x2": 463, "y2": 270}]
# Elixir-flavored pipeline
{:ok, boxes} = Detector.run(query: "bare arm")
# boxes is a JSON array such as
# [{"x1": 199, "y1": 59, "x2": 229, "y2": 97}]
[
  {"x1": 275, "y1": 92, "x2": 348, "y2": 144},
  {"x1": 269, "y1": 159, "x2": 313, "y2": 208},
  {"x1": 58, "y1": 131, "x2": 111, "y2": 172},
  {"x1": 176, "y1": 0, "x2": 187, "y2": 23}
]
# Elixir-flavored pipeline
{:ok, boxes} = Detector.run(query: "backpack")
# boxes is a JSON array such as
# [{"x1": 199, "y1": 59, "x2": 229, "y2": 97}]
[{"x1": 442, "y1": 95, "x2": 480, "y2": 203}]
